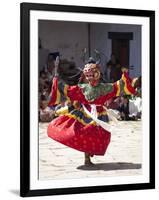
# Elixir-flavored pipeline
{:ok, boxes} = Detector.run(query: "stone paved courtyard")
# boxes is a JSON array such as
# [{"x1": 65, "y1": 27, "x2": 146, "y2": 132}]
[{"x1": 39, "y1": 120, "x2": 142, "y2": 180}]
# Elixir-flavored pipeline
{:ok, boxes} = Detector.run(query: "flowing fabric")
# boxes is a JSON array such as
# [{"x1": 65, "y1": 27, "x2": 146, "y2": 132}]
[{"x1": 47, "y1": 72, "x2": 136, "y2": 155}]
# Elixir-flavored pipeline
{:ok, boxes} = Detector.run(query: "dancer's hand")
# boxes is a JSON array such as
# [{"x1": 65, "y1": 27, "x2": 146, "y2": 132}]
[{"x1": 54, "y1": 56, "x2": 59, "y2": 76}]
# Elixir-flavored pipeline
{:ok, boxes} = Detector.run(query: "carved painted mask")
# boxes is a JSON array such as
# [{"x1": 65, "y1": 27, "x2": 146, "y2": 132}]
[{"x1": 83, "y1": 63, "x2": 101, "y2": 86}]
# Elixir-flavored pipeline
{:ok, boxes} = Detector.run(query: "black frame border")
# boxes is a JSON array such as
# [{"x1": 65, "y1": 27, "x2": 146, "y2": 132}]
[{"x1": 20, "y1": 2, "x2": 155, "y2": 197}]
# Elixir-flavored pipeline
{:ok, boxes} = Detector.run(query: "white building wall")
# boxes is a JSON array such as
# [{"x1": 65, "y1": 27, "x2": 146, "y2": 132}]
[
  {"x1": 39, "y1": 21, "x2": 141, "y2": 78},
  {"x1": 129, "y1": 26, "x2": 141, "y2": 77},
  {"x1": 90, "y1": 23, "x2": 141, "y2": 78},
  {"x1": 39, "y1": 20, "x2": 89, "y2": 69}
]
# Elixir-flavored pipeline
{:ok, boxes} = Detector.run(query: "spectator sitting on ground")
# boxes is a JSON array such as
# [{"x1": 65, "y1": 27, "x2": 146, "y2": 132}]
[
  {"x1": 39, "y1": 96, "x2": 56, "y2": 122},
  {"x1": 129, "y1": 76, "x2": 142, "y2": 120},
  {"x1": 117, "y1": 96, "x2": 130, "y2": 120},
  {"x1": 39, "y1": 71, "x2": 48, "y2": 91}
]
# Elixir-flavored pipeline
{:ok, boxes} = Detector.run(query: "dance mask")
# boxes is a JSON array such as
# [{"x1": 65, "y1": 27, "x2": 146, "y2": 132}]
[{"x1": 83, "y1": 63, "x2": 101, "y2": 86}]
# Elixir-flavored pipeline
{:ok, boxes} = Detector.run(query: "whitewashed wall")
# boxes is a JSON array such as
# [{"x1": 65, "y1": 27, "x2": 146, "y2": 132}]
[
  {"x1": 39, "y1": 21, "x2": 141, "y2": 78},
  {"x1": 39, "y1": 20, "x2": 89, "y2": 69},
  {"x1": 90, "y1": 23, "x2": 141, "y2": 78}
]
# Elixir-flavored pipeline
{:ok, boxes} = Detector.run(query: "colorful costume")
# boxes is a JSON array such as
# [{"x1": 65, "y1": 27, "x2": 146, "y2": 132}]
[{"x1": 47, "y1": 69, "x2": 136, "y2": 156}]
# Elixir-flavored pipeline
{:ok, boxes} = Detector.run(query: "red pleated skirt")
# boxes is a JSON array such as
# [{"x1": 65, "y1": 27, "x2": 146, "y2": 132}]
[{"x1": 47, "y1": 115, "x2": 111, "y2": 156}]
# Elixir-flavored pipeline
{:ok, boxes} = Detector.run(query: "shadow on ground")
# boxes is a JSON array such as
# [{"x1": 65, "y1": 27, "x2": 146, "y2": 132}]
[{"x1": 77, "y1": 162, "x2": 141, "y2": 171}]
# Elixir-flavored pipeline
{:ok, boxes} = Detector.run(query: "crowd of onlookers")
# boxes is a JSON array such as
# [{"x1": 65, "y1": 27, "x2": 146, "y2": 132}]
[
  {"x1": 39, "y1": 53, "x2": 56, "y2": 122},
  {"x1": 107, "y1": 95, "x2": 141, "y2": 121},
  {"x1": 105, "y1": 53, "x2": 142, "y2": 121},
  {"x1": 38, "y1": 54, "x2": 80, "y2": 122}
]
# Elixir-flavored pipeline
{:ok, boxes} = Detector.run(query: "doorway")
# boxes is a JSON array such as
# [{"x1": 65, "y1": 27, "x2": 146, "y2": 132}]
[
  {"x1": 112, "y1": 39, "x2": 129, "y2": 67},
  {"x1": 108, "y1": 32, "x2": 133, "y2": 69}
]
